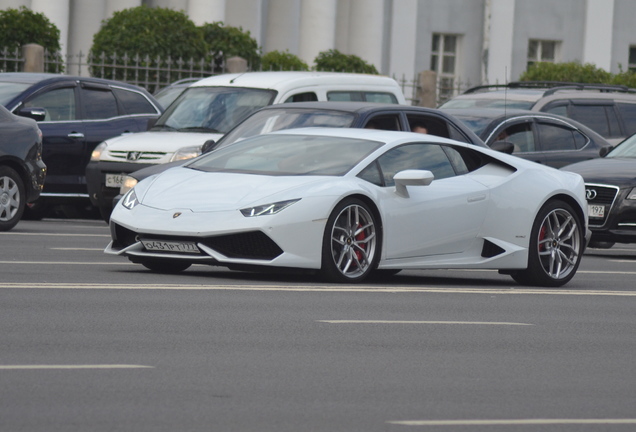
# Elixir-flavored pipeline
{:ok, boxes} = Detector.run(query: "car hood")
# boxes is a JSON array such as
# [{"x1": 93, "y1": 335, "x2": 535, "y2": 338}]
[
  {"x1": 561, "y1": 158, "x2": 636, "y2": 186},
  {"x1": 104, "y1": 131, "x2": 224, "y2": 153},
  {"x1": 138, "y1": 166, "x2": 334, "y2": 212}
]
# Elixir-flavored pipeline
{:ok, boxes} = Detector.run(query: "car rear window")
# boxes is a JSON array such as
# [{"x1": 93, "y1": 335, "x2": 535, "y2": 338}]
[
  {"x1": 617, "y1": 103, "x2": 636, "y2": 136},
  {"x1": 114, "y1": 88, "x2": 158, "y2": 115},
  {"x1": 327, "y1": 91, "x2": 398, "y2": 104}
]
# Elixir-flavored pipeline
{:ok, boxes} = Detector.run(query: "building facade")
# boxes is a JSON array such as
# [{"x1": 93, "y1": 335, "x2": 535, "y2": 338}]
[{"x1": 1, "y1": 0, "x2": 635, "y2": 92}]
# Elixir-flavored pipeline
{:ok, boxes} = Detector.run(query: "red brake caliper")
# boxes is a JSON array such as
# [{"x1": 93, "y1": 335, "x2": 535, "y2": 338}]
[
  {"x1": 538, "y1": 225, "x2": 547, "y2": 252},
  {"x1": 355, "y1": 223, "x2": 366, "y2": 261}
]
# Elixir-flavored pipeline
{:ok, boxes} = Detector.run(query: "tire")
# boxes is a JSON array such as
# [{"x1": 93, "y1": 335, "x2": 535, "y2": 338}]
[
  {"x1": 0, "y1": 166, "x2": 26, "y2": 231},
  {"x1": 511, "y1": 200, "x2": 584, "y2": 287},
  {"x1": 321, "y1": 198, "x2": 380, "y2": 283},
  {"x1": 140, "y1": 259, "x2": 192, "y2": 274}
]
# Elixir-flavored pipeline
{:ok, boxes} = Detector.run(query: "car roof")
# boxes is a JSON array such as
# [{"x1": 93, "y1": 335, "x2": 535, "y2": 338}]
[
  {"x1": 256, "y1": 101, "x2": 439, "y2": 114},
  {"x1": 0, "y1": 72, "x2": 148, "y2": 90}
]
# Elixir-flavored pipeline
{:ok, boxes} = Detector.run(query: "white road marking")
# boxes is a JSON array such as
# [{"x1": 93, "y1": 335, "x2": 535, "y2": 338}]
[
  {"x1": 388, "y1": 418, "x2": 636, "y2": 426},
  {"x1": 318, "y1": 320, "x2": 532, "y2": 326},
  {"x1": 0, "y1": 365, "x2": 153, "y2": 370},
  {"x1": 0, "y1": 282, "x2": 635, "y2": 296}
]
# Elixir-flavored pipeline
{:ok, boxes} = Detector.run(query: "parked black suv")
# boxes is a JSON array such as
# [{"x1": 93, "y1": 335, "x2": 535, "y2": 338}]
[
  {"x1": 1, "y1": 73, "x2": 162, "y2": 217},
  {"x1": 440, "y1": 81, "x2": 636, "y2": 145},
  {"x1": 0, "y1": 105, "x2": 46, "y2": 230}
]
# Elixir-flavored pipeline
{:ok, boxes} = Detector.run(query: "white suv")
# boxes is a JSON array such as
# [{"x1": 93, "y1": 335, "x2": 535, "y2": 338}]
[{"x1": 86, "y1": 71, "x2": 406, "y2": 220}]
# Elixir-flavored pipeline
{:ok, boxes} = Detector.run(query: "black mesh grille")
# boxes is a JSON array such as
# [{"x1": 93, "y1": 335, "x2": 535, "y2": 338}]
[
  {"x1": 481, "y1": 239, "x2": 505, "y2": 258},
  {"x1": 200, "y1": 231, "x2": 283, "y2": 260},
  {"x1": 586, "y1": 184, "x2": 619, "y2": 226},
  {"x1": 112, "y1": 223, "x2": 138, "y2": 249}
]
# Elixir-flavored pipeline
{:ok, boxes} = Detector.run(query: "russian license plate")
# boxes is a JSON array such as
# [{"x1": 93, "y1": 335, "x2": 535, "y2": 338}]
[
  {"x1": 105, "y1": 173, "x2": 126, "y2": 188},
  {"x1": 141, "y1": 240, "x2": 199, "y2": 253},
  {"x1": 588, "y1": 204, "x2": 605, "y2": 218}
]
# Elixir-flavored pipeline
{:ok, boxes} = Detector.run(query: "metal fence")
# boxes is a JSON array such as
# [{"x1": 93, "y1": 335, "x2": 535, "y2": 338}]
[{"x1": 1, "y1": 47, "x2": 468, "y2": 106}]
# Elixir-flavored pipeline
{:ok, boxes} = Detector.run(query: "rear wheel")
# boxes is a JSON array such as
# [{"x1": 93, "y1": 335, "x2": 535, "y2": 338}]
[
  {"x1": 511, "y1": 200, "x2": 584, "y2": 287},
  {"x1": 139, "y1": 259, "x2": 192, "y2": 274},
  {"x1": 321, "y1": 198, "x2": 379, "y2": 283},
  {"x1": 0, "y1": 166, "x2": 25, "y2": 231}
]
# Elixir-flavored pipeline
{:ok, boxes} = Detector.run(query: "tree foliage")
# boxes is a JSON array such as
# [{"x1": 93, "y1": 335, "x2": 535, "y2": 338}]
[
  {"x1": 262, "y1": 50, "x2": 308, "y2": 71},
  {"x1": 200, "y1": 22, "x2": 261, "y2": 71},
  {"x1": 314, "y1": 49, "x2": 378, "y2": 74},
  {"x1": 519, "y1": 61, "x2": 636, "y2": 88},
  {"x1": 0, "y1": 6, "x2": 61, "y2": 72}
]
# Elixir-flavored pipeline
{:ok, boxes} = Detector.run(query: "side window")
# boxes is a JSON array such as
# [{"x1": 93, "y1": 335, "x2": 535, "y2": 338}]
[
  {"x1": 543, "y1": 104, "x2": 568, "y2": 117},
  {"x1": 364, "y1": 115, "x2": 400, "y2": 131},
  {"x1": 495, "y1": 122, "x2": 536, "y2": 153},
  {"x1": 569, "y1": 105, "x2": 621, "y2": 138},
  {"x1": 284, "y1": 92, "x2": 318, "y2": 103},
  {"x1": 327, "y1": 91, "x2": 398, "y2": 104},
  {"x1": 442, "y1": 146, "x2": 469, "y2": 174},
  {"x1": 617, "y1": 103, "x2": 636, "y2": 136},
  {"x1": 24, "y1": 87, "x2": 76, "y2": 121},
  {"x1": 357, "y1": 161, "x2": 384, "y2": 186},
  {"x1": 376, "y1": 143, "x2": 455, "y2": 187},
  {"x1": 113, "y1": 88, "x2": 158, "y2": 114},
  {"x1": 406, "y1": 115, "x2": 451, "y2": 138},
  {"x1": 536, "y1": 122, "x2": 581, "y2": 151},
  {"x1": 82, "y1": 87, "x2": 119, "y2": 120}
]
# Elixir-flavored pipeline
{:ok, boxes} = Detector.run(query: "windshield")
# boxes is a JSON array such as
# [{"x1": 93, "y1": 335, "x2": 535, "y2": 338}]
[
  {"x1": 152, "y1": 86, "x2": 276, "y2": 134},
  {"x1": 607, "y1": 134, "x2": 636, "y2": 158},
  {"x1": 440, "y1": 98, "x2": 534, "y2": 110},
  {"x1": 216, "y1": 108, "x2": 356, "y2": 149},
  {"x1": 188, "y1": 133, "x2": 382, "y2": 176},
  {"x1": 0, "y1": 82, "x2": 32, "y2": 107},
  {"x1": 448, "y1": 114, "x2": 494, "y2": 137}
]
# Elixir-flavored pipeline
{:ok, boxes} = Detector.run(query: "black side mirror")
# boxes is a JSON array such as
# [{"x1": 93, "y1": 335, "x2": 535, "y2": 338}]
[
  {"x1": 490, "y1": 140, "x2": 515, "y2": 155},
  {"x1": 17, "y1": 107, "x2": 46, "y2": 122},
  {"x1": 201, "y1": 139, "x2": 216, "y2": 154},
  {"x1": 599, "y1": 145, "x2": 613, "y2": 158}
]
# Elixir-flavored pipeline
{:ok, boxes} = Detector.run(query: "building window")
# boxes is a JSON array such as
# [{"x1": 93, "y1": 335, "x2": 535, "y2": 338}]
[
  {"x1": 431, "y1": 34, "x2": 459, "y2": 103},
  {"x1": 527, "y1": 40, "x2": 560, "y2": 69},
  {"x1": 628, "y1": 46, "x2": 636, "y2": 72}
]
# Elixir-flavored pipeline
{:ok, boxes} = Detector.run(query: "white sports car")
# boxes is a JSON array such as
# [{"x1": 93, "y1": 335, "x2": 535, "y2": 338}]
[{"x1": 106, "y1": 128, "x2": 590, "y2": 286}]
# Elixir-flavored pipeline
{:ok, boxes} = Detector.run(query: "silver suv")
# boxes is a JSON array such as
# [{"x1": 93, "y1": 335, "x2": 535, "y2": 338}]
[{"x1": 440, "y1": 82, "x2": 636, "y2": 144}]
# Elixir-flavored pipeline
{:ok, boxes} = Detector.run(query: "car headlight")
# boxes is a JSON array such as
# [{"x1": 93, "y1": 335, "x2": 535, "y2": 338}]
[
  {"x1": 240, "y1": 199, "x2": 300, "y2": 217},
  {"x1": 170, "y1": 145, "x2": 201, "y2": 162},
  {"x1": 121, "y1": 189, "x2": 140, "y2": 210},
  {"x1": 627, "y1": 187, "x2": 636, "y2": 200},
  {"x1": 91, "y1": 142, "x2": 108, "y2": 161},
  {"x1": 119, "y1": 176, "x2": 138, "y2": 195}
]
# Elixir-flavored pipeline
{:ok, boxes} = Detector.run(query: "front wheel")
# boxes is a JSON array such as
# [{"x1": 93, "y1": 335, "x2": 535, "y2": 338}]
[
  {"x1": 0, "y1": 166, "x2": 26, "y2": 231},
  {"x1": 512, "y1": 200, "x2": 584, "y2": 287},
  {"x1": 321, "y1": 198, "x2": 380, "y2": 283}
]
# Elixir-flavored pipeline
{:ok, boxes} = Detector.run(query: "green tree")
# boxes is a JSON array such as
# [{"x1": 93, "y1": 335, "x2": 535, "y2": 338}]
[
  {"x1": 261, "y1": 50, "x2": 308, "y2": 71},
  {"x1": 200, "y1": 22, "x2": 261, "y2": 71},
  {"x1": 0, "y1": 6, "x2": 61, "y2": 72},
  {"x1": 519, "y1": 61, "x2": 612, "y2": 83},
  {"x1": 314, "y1": 49, "x2": 378, "y2": 74},
  {"x1": 90, "y1": 6, "x2": 208, "y2": 85}
]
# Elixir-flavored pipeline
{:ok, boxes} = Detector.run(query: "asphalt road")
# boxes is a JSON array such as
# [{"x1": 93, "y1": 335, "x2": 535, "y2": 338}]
[{"x1": 1, "y1": 219, "x2": 635, "y2": 432}]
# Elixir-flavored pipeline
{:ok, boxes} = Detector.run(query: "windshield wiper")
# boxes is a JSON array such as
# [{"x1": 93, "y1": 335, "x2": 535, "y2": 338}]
[
  {"x1": 178, "y1": 126, "x2": 221, "y2": 133},
  {"x1": 150, "y1": 124, "x2": 177, "y2": 131}
]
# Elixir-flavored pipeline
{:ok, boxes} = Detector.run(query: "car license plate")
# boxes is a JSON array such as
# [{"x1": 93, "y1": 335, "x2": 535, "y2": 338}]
[
  {"x1": 105, "y1": 173, "x2": 126, "y2": 188},
  {"x1": 588, "y1": 204, "x2": 605, "y2": 218},
  {"x1": 141, "y1": 240, "x2": 199, "y2": 253}
]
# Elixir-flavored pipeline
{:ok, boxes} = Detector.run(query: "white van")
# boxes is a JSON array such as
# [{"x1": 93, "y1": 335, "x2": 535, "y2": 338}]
[{"x1": 86, "y1": 71, "x2": 406, "y2": 219}]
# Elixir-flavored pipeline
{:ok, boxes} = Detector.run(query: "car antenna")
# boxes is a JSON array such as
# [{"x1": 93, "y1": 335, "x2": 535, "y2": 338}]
[{"x1": 230, "y1": 71, "x2": 248, "y2": 84}]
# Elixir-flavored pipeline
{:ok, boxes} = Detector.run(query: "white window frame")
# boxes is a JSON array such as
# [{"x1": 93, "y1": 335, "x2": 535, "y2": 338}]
[
  {"x1": 431, "y1": 33, "x2": 461, "y2": 103},
  {"x1": 527, "y1": 39, "x2": 561, "y2": 69}
]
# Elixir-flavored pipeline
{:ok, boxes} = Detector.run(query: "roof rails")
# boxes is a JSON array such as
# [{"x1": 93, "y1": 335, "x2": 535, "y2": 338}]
[{"x1": 463, "y1": 81, "x2": 636, "y2": 95}]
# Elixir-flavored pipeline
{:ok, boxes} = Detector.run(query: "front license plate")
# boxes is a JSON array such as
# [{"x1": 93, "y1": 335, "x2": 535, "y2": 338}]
[
  {"x1": 105, "y1": 173, "x2": 126, "y2": 188},
  {"x1": 588, "y1": 204, "x2": 605, "y2": 218},
  {"x1": 141, "y1": 240, "x2": 199, "y2": 254}
]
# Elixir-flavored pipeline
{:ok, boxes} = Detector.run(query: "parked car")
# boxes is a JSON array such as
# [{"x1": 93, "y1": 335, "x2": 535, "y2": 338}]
[
  {"x1": 87, "y1": 72, "x2": 408, "y2": 220},
  {"x1": 441, "y1": 108, "x2": 611, "y2": 168},
  {"x1": 439, "y1": 81, "x2": 636, "y2": 144},
  {"x1": 0, "y1": 72, "x2": 162, "y2": 218},
  {"x1": 153, "y1": 77, "x2": 202, "y2": 109},
  {"x1": 561, "y1": 132, "x2": 636, "y2": 249},
  {"x1": 106, "y1": 127, "x2": 589, "y2": 287},
  {"x1": 0, "y1": 105, "x2": 46, "y2": 230}
]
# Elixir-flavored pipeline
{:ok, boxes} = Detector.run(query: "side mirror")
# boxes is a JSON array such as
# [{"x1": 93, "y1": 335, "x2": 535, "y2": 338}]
[
  {"x1": 17, "y1": 107, "x2": 46, "y2": 122},
  {"x1": 201, "y1": 139, "x2": 216, "y2": 154},
  {"x1": 599, "y1": 145, "x2": 613, "y2": 158},
  {"x1": 394, "y1": 170, "x2": 434, "y2": 198},
  {"x1": 490, "y1": 140, "x2": 514, "y2": 155}
]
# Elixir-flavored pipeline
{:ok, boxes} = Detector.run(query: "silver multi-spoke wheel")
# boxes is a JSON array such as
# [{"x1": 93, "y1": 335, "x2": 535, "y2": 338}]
[
  {"x1": 322, "y1": 199, "x2": 379, "y2": 282},
  {"x1": 537, "y1": 208, "x2": 581, "y2": 280},
  {"x1": 512, "y1": 200, "x2": 584, "y2": 287},
  {"x1": 0, "y1": 167, "x2": 25, "y2": 231}
]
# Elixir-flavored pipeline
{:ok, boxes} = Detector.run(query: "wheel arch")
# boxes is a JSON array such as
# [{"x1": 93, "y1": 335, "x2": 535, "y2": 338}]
[
  {"x1": 546, "y1": 193, "x2": 586, "y2": 227},
  {"x1": 338, "y1": 193, "x2": 385, "y2": 261}
]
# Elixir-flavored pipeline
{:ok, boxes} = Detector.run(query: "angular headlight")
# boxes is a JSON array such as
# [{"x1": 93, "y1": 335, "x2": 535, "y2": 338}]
[
  {"x1": 119, "y1": 176, "x2": 138, "y2": 195},
  {"x1": 121, "y1": 189, "x2": 140, "y2": 210},
  {"x1": 240, "y1": 199, "x2": 300, "y2": 217},
  {"x1": 627, "y1": 187, "x2": 636, "y2": 200},
  {"x1": 170, "y1": 145, "x2": 201, "y2": 162},
  {"x1": 91, "y1": 142, "x2": 108, "y2": 161}
]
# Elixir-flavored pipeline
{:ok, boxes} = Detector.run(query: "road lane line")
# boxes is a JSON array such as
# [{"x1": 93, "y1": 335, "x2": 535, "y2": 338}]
[
  {"x1": 388, "y1": 419, "x2": 636, "y2": 426},
  {"x1": 317, "y1": 320, "x2": 532, "y2": 326},
  {"x1": 0, "y1": 365, "x2": 153, "y2": 370}
]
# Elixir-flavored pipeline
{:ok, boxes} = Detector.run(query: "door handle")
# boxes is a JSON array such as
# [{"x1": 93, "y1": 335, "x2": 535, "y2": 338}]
[{"x1": 67, "y1": 132, "x2": 85, "y2": 138}]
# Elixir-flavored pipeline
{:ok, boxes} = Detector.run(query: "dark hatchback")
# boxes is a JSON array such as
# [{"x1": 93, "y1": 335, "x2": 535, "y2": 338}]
[
  {"x1": 1, "y1": 73, "x2": 162, "y2": 217},
  {"x1": 442, "y1": 108, "x2": 611, "y2": 168},
  {"x1": 0, "y1": 105, "x2": 46, "y2": 230},
  {"x1": 562, "y1": 133, "x2": 636, "y2": 248}
]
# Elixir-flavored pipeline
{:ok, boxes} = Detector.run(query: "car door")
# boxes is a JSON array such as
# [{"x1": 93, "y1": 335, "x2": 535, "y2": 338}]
[
  {"x1": 365, "y1": 142, "x2": 490, "y2": 260},
  {"x1": 486, "y1": 118, "x2": 547, "y2": 165},
  {"x1": 21, "y1": 81, "x2": 86, "y2": 195},
  {"x1": 534, "y1": 119, "x2": 594, "y2": 168}
]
